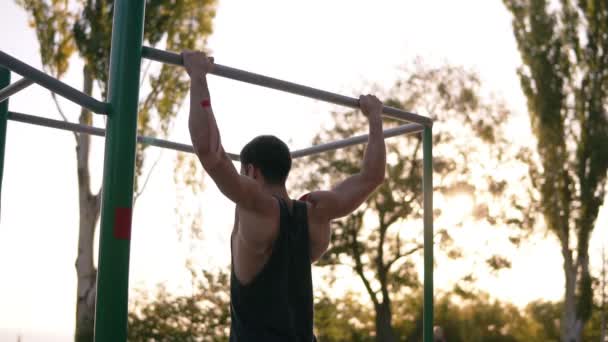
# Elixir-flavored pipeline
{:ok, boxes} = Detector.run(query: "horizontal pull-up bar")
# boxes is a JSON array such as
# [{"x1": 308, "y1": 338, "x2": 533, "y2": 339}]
[
  {"x1": 141, "y1": 46, "x2": 433, "y2": 127},
  {"x1": 7, "y1": 111, "x2": 420, "y2": 161},
  {"x1": 0, "y1": 77, "x2": 34, "y2": 103},
  {"x1": 0, "y1": 51, "x2": 109, "y2": 114}
]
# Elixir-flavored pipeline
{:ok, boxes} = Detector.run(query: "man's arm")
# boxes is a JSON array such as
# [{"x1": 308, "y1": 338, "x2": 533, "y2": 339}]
[
  {"x1": 305, "y1": 95, "x2": 386, "y2": 260},
  {"x1": 183, "y1": 51, "x2": 275, "y2": 216},
  {"x1": 308, "y1": 94, "x2": 386, "y2": 222}
]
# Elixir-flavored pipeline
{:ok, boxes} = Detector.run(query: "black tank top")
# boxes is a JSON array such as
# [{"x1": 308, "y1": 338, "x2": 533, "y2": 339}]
[{"x1": 230, "y1": 198, "x2": 315, "y2": 342}]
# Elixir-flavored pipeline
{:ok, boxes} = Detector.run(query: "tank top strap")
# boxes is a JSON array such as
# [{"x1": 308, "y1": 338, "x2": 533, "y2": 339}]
[{"x1": 273, "y1": 196, "x2": 291, "y2": 224}]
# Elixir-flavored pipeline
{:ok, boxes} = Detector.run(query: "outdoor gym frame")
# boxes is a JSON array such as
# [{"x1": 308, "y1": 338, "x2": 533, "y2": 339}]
[{"x1": 0, "y1": 1, "x2": 434, "y2": 341}]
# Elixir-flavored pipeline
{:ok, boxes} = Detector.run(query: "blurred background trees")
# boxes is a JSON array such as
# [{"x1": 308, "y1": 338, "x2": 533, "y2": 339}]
[
  {"x1": 503, "y1": 1, "x2": 608, "y2": 340},
  {"x1": 15, "y1": 0, "x2": 217, "y2": 340},
  {"x1": 9, "y1": 1, "x2": 608, "y2": 341}
]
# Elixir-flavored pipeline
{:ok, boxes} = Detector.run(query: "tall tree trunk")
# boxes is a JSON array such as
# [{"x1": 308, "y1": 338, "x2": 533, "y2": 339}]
[
  {"x1": 74, "y1": 67, "x2": 101, "y2": 342},
  {"x1": 600, "y1": 246, "x2": 606, "y2": 342},
  {"x1": 375, "y1": 302, "x2": 396, "y2": 342},
  {"x1": 561, "y1": 243, "x2": 582, "y2": 342}
]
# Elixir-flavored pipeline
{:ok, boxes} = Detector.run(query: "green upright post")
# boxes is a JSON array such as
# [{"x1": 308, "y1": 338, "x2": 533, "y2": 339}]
[
  {"x1": 94, "y1": 0, "x2": 145, "y2": 341},
  {"x1": 422, "y1": 126, "x2": 434, "y2": 342},
  {"x1": 0, "y1": 68, "x2": 10, "y2": 219}
]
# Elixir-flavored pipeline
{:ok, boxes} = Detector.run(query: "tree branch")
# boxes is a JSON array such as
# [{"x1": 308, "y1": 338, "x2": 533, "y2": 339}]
[
  {"x1": 385, "y1": 194, "x2": 417, "y2": 228},
  {"x1": 386, "y1": 227, "x2": 441, "y2": 273},
  {"x1": 134, "y1": 150, "x2": 163, "y2": 204},
  {"x1": 376, "y1": 221, "x2": 390, "y2": 303},
  {"x1": 386, "y1": 243, "x2": 423, "y2": 272},
  {"x1": 49, "y1": 87, "x2": 78, "y2": 144},
  {"x1": 140, "y1": 59, "x2": 153, "y2": 88},
  {"x1": 350, "y1": 222, "x2": 379, "y2": 307},
  {"x1": 385, "y1": 138, "x2": 422, "y2": 225}
]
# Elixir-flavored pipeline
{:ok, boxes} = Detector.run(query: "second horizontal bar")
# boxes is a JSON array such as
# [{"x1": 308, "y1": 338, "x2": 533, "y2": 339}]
[
  {"x1": 7, "y1": 111, "x2": 419, "y2": 163},
  {"x1": 7, "y1": 111, "x2": 239, "y2": 160}
]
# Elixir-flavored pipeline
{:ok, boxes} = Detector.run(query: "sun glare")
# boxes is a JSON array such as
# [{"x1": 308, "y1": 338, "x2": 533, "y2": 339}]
[{"x1": 440, "y1": 192, "x2": 474, "y2": 224}]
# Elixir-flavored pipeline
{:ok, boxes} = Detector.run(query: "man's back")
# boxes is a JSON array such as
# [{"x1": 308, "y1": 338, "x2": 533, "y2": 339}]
[
  {"x1": 230, "y1": 198, "x2": 314, "y2": 341},
  {"x1": 183, "y1": 50, "x2": 386, "y2": 341}
]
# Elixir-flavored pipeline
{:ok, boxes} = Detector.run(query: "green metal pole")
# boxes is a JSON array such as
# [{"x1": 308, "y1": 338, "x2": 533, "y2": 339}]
[
  {"x1": 422, "y1": 126, "x2": 434, "y2": 342},
  {"x1": 94, "y1": 0, "x2": 145, "y2": 341},
  {"x1": 0, "y1": 67, "x2": 10, "y2": 219}
]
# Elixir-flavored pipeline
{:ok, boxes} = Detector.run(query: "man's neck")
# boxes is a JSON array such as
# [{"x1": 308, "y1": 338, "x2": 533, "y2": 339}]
[{"x1": 263, "y1": 184, "x2": 289, "y2": 200}]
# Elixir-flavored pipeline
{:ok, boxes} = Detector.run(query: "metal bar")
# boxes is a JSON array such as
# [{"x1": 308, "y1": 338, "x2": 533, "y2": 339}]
[
  {"x1": 291, "y1": 123, "x2": 423, "y2": 159},
  {"x1": 8, "y1": 111, "x2": 105, "y2": 136},
  {"x1": 7, "y1": 110, "x2": 420, "y2": 163},
  {"x1": 0, "y1": 50, "x2": 109, "y2": 114},
  {"x1": 141, "y1": 46, "x2": 433, "y2": 126},
  {"x1": 422, "y1": 126, "x2": 434, "y2": 342},
  {"x1": 0, "y1": 77, "x2": 34, "y2": 103},
  {"x1": 0, "y1": 67, "x2": 10, "y2": 220},
  {"x1": 6, "y1": 111, "x2": 241, "y2": 160},
  {"x1": 94, "y1": 0, "x2": 145, "y2": 340}
]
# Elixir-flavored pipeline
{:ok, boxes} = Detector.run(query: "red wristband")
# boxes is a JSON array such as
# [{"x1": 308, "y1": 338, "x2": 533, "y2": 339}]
[{"x1": 200, "y1": 99, "x2": 211, "y2": 108}]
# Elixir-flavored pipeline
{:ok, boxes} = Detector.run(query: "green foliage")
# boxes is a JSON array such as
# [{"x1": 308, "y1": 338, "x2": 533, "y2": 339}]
[
  {"x1": 126, "y1": 269, "x2": 607, "y2": 341},
  {"x1": 314, "y1": 290, "x2": 375, "y2": 342},
  {"x1": 17, "y1": 0, "x2": 217, "y2": 187},
  {"x1": 16, "y1": 0, "x2": 75, "y2": 77},
  {"x1": 504, "y1": 0, "x2": 608, "y2": 337},
  {"x1": 435, "y1": 293, "x2": 535, "y2": 342},
  {"x1": 291, "y1": 62, "x2": 527, "y2": 339},
  {"x1": 524, "y1": 300, "x2": 561, "y2": 341},
  {"x1": 128, "y1": 270, "x2": 230, "y2": 342}
]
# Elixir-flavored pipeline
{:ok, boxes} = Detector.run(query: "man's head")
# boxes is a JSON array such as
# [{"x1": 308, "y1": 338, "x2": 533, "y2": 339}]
[{"x1": 239, "y1": 135, "x2": 291, "y2": 186}]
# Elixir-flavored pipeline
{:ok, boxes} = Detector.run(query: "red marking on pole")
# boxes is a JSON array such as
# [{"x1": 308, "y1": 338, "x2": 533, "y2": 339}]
[
  {"x1": 200, "y1": 99, "x2": 211, "y2": 108},
  {"x1": 114, "y1": 207, "x2": 132, "y2": 240}
]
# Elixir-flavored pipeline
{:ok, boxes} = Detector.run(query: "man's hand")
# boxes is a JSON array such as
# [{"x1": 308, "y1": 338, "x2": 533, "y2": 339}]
[
  {"x1": 182, "y1": 50, "x2": 214, "y2": 79},
  {"x1": 359, "y1": 94, "x2": 383, "y2": 119}
]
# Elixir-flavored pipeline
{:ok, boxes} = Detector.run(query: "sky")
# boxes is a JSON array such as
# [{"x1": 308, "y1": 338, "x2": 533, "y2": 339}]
[{"x1": 0, "y1": 0, "x2": 607, "y2": 341}]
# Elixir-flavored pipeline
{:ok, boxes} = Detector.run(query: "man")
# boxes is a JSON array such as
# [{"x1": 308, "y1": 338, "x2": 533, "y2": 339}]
[{"x1": 183, "y1": 50, "x2": 386, "y2": 341}]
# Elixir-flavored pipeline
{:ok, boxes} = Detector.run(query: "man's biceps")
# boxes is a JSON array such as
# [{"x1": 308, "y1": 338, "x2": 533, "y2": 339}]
[
  {"x1": 312, "y1": 191, "x2": 339, "y2": 210},
  {"x1": 314, "y1": 195, "x2": 348, "y2": 220}
]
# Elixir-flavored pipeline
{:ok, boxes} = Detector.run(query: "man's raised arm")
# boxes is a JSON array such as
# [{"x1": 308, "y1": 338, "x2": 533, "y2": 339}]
[
  {"x1": 183, "y1": 51, "x2": 222, "y2": 166},
  {"x1": 307, "y1": 95, "x2": 387, "y2": 221},
  {"x1": 183, "y1": 51, "x2": 273, "y2": 214}
]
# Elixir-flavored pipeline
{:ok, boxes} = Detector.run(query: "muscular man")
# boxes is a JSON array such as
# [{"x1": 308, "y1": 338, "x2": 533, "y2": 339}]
[{"x1": 183, "y1": 50, "x2": 386, "y2": 341}]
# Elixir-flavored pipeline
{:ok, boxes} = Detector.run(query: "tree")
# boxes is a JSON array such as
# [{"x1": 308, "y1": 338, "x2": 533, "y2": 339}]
[
  {"x1": 524, "y1": 300, "x2": 562, "y2": 341},
  {"x1": 313, "y1": 290, "x2": 375, "y2": 342},
  {"x1": 600, "y1": 245, "x2": 607, "y2": 342},
  {"x1": 15, "y1": 1, "x2": 217, "y2": 340},
  {"x1": 503, "y1": 1, "x2": 608, "y2": 341},
  {"x1": 128, "y1": 269, "x2": 231, "y2": 342},
  {"x1": 435, "y1": 291, "x2": 537, "y2": 342},
  {"x1": 602, "y1": 246, "x2": 607, "y2": 341},
  {"x1": 293, "y1": 62, "x2": 527, "y2": 341}
]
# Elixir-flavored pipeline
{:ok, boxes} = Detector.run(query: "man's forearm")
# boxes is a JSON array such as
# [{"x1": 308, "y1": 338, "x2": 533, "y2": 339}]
[
  {"x1": 361, "y1": 116, "x2": 386, "y2": 183},
  {"x1": 188, "y1": 75, "x2": 221, "y2": 159},
  {"x1": 191, "y1": 74, "x2": 211, "y2": 99}
]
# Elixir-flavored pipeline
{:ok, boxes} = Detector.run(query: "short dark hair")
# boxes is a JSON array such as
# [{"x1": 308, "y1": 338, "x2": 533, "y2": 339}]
[{"x1": 240, "y1": 135, "x2": 292, "y2": 185}]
